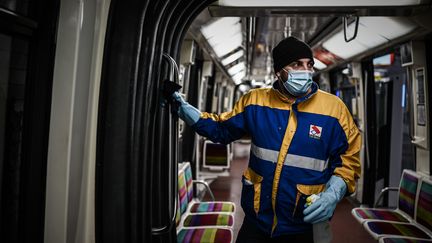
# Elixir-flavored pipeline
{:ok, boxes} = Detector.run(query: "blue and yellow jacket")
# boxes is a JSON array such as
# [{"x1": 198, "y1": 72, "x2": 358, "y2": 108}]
[{"x1": 192, "y1": 82, "x2": 361, "y2": 237}]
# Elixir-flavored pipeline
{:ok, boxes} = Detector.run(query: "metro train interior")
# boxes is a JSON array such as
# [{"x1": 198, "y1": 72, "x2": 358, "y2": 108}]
[{"x1": 1, "y1": 0, "x2": 432, "y2": 242}]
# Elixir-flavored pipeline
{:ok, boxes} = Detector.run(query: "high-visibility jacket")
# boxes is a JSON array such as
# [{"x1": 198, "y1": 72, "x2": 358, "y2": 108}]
[{"x1": 192, "y1": 82, "x2": 361, "y2": 237}]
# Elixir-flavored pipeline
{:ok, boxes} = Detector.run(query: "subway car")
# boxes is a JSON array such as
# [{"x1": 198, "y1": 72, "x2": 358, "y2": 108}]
[{"x1": 0, "y1": 0, "x2": 431, "y2": 242}]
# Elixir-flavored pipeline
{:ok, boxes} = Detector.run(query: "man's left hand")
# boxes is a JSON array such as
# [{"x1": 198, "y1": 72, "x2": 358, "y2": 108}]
[{"x1": 303, "y1": 176, "x2": 347, "y2": 224}]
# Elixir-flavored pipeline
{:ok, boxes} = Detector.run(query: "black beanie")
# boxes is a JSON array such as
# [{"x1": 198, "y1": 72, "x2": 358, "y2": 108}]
[{"x1": 272, "y1": 36, "x2": 313, "y2": 73}]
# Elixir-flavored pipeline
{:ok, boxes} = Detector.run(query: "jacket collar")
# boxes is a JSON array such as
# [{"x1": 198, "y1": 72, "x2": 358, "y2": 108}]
[{"x1": 272, "y1": 80, "x2": 319, "y2": 104}]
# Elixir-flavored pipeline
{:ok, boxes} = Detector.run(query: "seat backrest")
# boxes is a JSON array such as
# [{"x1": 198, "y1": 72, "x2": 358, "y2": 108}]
[
  {"x1": 416, "y1": 177, "x2": 432, "y2": 232},
  {"x1": 175, "y1": 197, "x2": 181, "y2": 227},
  {"x1": 398, "y1": 169, "x2": 421, "y2": 218},
  {"x1": 203, "y1": 140, "x2": 230, "y2": 169},
  {"x1": 183, "y1": 162, "x2": 194, "y2": 203},
  {"x1": 178, "y1": 166, "x2": 188, "y2": 215}
]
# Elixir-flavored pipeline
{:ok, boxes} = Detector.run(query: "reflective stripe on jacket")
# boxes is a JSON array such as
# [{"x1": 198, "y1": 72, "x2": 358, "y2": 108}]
[{"x1": 192, "y1": 82, "x2": 361, "y2": 237}]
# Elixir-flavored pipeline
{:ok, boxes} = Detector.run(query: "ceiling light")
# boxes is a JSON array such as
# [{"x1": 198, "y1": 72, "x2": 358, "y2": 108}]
[
  {"x1": 313, "y1": 58, "x2": 327, "y2": 70},
  {"x1": 212, "y1": 33, "x2": 243, "y2": 57},
  {"x1": 322, "y1": 17, "x2": 416, "y2": 60},
  {"x1": 232, "y1": 70, "x2": 246, "y2": 84},
  {"x1": 201, "y1": 17, "x2": 243, "y2": 57},
  {"x1": 222, "y1": 49, "x2": 244, "y2": 66},
  {"x1": 228, "y1": 62, "x2": 245, "y2": 75}
]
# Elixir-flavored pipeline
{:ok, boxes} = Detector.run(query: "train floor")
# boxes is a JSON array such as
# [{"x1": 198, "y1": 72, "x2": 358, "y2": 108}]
[{"x1": 203, "y1": 142, "x2": 376, "y2": 242}]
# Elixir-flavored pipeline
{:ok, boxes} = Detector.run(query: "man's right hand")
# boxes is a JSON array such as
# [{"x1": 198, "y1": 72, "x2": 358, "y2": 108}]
[{"x1": 172, "y1": 92, "x2": 201, "y2": 126}]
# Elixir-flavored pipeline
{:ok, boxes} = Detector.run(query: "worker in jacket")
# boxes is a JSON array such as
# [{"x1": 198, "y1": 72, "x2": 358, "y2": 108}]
[{"x1": 168, "y1": 36, "x2": 361, "y2": 242}]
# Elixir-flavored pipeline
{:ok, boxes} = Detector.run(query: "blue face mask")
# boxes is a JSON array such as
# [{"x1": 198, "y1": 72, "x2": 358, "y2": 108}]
[{"x1": 281, "y1": 69, "x2": 313, "y2": 96}]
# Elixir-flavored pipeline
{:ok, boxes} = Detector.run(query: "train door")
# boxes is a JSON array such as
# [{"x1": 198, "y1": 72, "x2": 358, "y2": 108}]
[
  {"x1": 362, "y1": 43, "x2": 426, "y2": 206},
  {"x1": 408, "y1": 41, "x2": 430, "y2": 175},
  {"x1": 426, "y1": 36, "x2": 432, "y2": 176},
  {"x1": 374, "y1": 50, "x2": 417, "y2": 206},
  {"x1": 0, "y1": 1, "x2": 59, "y2": 242}
]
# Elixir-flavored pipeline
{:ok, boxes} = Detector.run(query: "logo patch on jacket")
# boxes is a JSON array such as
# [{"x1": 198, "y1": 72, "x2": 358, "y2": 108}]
[{"x1": 309, "y1": 125, "x2": 322, "y2": 139}]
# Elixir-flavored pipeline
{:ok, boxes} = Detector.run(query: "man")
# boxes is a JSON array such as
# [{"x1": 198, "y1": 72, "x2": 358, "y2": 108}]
[{"x1": 169, "y1": 36, "x2": 361, "y2": 242}]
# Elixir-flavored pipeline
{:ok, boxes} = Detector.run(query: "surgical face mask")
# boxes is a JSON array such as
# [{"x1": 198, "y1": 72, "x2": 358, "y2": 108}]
[{"x1": 280, "y1": 69, "x2": 313, "y2": 96}]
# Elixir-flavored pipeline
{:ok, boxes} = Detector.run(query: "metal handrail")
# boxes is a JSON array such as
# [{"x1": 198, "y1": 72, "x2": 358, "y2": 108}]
[
  {"x1": 193, "y1": 180, "x2": 216, "y2": 202},
  {"x1": 373, "y1": 187, "x2": 399, "y2": 208},
  {"x1": 151, "y1": 53, "x2": 180, "y2": 235},
  {"x1": 163, "y1": 53, "x2": 180, "y2": 82}
]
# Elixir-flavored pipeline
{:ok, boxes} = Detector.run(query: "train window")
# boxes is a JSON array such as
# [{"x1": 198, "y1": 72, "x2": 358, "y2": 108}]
[
  {"x1": 401, "y1": 42, "x2": 413, "y2": 66},
  {"x1": 415, "y1": 68, "x2": 426, "y2": 126}
]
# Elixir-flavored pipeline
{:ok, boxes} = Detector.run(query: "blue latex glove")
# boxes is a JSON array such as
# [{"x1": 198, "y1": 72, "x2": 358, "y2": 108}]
[
  {"x1": 173, "y1": 92, "x2": 201, "y2": 126},
  {"x1": 303, "y1": 176, "x2": 347, "y2": 224}
]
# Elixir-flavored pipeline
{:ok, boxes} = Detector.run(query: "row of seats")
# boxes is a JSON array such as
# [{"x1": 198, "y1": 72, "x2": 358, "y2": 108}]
[
  {"x1": 176, "y1": 162, "x2": 236, "y2": 243},
  {"x1": 352, "y1": 169, "x2": 432, "y2": 242}
]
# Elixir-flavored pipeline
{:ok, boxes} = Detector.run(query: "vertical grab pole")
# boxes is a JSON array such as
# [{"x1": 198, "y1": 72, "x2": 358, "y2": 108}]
[{"x1": 151, "y1": 54, "x2": 179, "y2": 234}]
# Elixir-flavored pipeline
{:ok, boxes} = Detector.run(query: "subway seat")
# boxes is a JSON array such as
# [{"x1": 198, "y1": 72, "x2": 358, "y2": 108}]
[
  {"x1": 183, "y1": 162, "x2": 235, "y2": 214},
  {"x1": 363, "y1": 174, "x2": 432, "y2": 242},
  {"x1": 352, "y1": 170, "x2": 421, "y2": 224},
  {"x1": 176, "y1": 162, "x2": 235, "y2": 243},
  {"x1": 183, "y1": 214, "x2": 234, "y2": 227},
  {"x1": 177, "y1": 228, "x2": 232, "y2": 243}
]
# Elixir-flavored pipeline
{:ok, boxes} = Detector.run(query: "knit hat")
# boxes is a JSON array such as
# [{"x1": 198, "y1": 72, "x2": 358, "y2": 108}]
[{"x1": 272, "y1": 36, "x2": 313, "y2": 73}]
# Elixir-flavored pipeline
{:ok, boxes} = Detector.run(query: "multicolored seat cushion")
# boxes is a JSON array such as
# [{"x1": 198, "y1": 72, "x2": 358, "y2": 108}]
[
  {"x1": 352, "y1": 208, "x2": 409, "y2": 223},
  {"x1": 365, "y1": 221, "x2": 431, "y2": 239},
  {"x1": 178, "y1": 169, "x2": 188, "y2": 214},
  {"x1": 416, "y1": 179, "x2": 432, "y2": 232},
  {"x1": 183, "y1": 214, "x2": 234, "y2": 227},
  {"x1": 183, "y1": 163, "x2": 194, "y2": 203},
  {"x1": 177, "y1": 228, "x2": 232, "y2": 243},
  {"x1": 176, "y1": 199, "x2": 181, "y2": 226},
  {"x1": 399, "y1": 171, "x2": 420, "y2": 218},
  {"x1": 190, "y1": 202, "x2": 235, "y2": 213},
  {"x1": 380, "y1": 237, "x2": 432, "y2": 243}
]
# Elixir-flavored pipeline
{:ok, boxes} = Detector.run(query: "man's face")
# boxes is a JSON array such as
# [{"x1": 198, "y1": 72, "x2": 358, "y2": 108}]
[{"x1": 276, "y1": 58, "x2": 314, "y2": 80}]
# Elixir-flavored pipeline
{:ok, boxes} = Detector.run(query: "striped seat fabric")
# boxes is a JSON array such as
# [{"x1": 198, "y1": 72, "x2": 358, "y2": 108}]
[
  {"x1": 380, "y1": 237, "x2": 432, "y2": 243},
  {"x1": 184, "y1": 163, "x2": 194, "y2": 202},
  {"x1": 177, "y1": 162, "x2": 235, "y2": 243},
  {"x1": 183, "y1": 162, "x2": 236, "y2": 214},
  {"x1": 416, "y1": 179, "x2": 432, "y2": 233},
  {"x1": 352, "y1": 170, "x2": 420, "y2": 224},
  {"x1": 178, "y1": 169, "x2": 189, "y2": 214},
  {"x1": 183, "y1": 214, "x2": 234, "y2": 227},
  {"x1": 398, "y1": 171, "x2": 420, "y2": 218},
  {"x1": 365, "y1": 221, "x2": 431, "y2": 239},
  {"x1": 190, "y1": 202, "x2": 235, "y2": 213},
  {"x1": 176, "y1": 199, "x2": 181, "y2": 226},
  {"x1": 364, "y1": 178, "x2": 432, "y2": 241},
  {"x1": 177, "y1": 228, "x2": 232, "y2": 243},
  {"x1": 352, "y1": 208, "x2": 410, "y2": 223}
]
